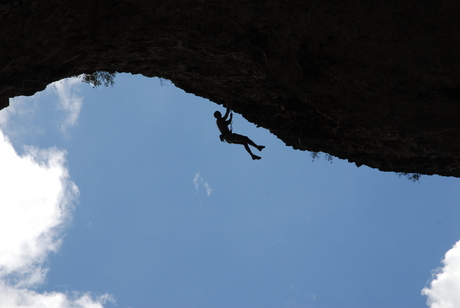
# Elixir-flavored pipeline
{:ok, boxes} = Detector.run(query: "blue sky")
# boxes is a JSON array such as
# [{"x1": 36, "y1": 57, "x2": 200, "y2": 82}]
[{"x1": 0, "y1": 73, "x2": 459, "y2": 308}]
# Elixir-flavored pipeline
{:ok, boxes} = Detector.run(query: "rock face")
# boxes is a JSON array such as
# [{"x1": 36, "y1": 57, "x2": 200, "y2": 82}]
[{"x1": 2, "y1": 0, "x2": 460, "y2": 177}]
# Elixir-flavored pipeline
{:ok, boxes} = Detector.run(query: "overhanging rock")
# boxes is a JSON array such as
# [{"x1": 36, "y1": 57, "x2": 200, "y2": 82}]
[{"x1": 2, "y1": 0, "x2": 460, "y2": 176}]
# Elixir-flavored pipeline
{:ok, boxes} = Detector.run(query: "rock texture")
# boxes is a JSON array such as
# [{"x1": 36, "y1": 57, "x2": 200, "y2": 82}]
[{"x1": 2, "y1": 0, "x2": 460, "y2": 176}]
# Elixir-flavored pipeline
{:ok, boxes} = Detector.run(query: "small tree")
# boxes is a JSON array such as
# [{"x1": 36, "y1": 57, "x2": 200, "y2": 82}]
[
  {"x1": 310, "y1": 151, "x2": 334, "y2": 163},
  {"x1": 81, "y1": 71, "x2": 116, "y2": 88},
  {"x1": 396, "y1": 172, "x2": 421, "y2": 182}
]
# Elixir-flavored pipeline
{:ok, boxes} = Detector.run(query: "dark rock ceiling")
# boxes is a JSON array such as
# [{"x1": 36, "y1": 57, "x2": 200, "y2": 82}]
[{"x1": 2, "y1": 0, "x2": 460, "y2": 176}]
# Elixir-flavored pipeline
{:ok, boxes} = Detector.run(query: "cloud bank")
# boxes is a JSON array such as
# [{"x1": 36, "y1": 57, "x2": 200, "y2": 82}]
[
  {"x1": 0, "y1": 130, "x2": 112, "y2": 307},
  {"x1": 422, "y1": 240, "x2": 460, "y2": 308},
  {"x1": 0, "y1": 77, "x2": 111, "y2": 307}
]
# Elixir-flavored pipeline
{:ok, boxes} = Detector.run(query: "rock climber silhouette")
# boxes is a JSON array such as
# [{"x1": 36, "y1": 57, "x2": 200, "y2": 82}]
[{"x1": 214, "y1": 104, "x2": 265, "y2": 160}]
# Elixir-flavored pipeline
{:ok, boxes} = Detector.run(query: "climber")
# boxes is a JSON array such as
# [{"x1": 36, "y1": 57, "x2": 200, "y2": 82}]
[{"x1": 214, "y1": 105, "x2": 265, "y2": 160}]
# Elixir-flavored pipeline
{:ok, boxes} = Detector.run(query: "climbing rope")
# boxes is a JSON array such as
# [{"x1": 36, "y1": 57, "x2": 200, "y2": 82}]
[{"x1": 229, "y1": 110, "x2": 233, "y2": 132}]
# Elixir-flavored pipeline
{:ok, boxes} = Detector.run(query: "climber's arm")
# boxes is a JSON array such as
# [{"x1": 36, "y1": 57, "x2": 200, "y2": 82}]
[{"x1": 223, "y1": 105, "x2": 231, "y2": 120}]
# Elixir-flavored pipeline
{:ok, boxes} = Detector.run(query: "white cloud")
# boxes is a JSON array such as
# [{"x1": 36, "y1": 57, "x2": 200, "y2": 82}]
[
  {"x1": 0, "y1": 283, "x2": 114, "y2": 308},
  {"x1": 203, "y1": 182, "x2": 213, "y2": 196},
  {"x1": 0, "y1": 96, "x2": 32, "y2": 128},
  {"x1": 0, "y1": 130, "x2": 110, "y2": 307},
  {"x1": 193, "y1": 173, "x2": 201, "y2": 190},
  {"x1": 193, "y1": 172, "x2": 213, "y2": 196},
  {"x1": 0, "y1": 76, "x2": 113, "y2": 307},
  {"x1": 0, "y1": 95, "x2": 41, "y2": 142},
  {"x1": 52, "y1": 77, "x2": 83, "y2": 133},
  {"x1": 0, "y1": 77, "x2": 83, "y2": 140},
  {"x1": 422, "y1": 240, "x2": 460, "y2": 308},
  {"x1": 0, "y1": 131, "x2": 76, "y2": 285}
]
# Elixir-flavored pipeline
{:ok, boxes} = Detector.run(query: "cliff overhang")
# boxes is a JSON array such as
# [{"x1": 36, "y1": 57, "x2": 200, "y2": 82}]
[{"x1": 2, "y1": 0, "x2": 460, "y2": 177}]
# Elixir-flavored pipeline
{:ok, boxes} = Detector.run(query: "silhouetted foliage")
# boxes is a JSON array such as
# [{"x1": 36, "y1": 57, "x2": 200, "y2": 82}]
[
  {"x1": 158, "y1": 77, "x2": 169, "y2": 86},
  {"x1": 310, "y1": 151, "x2": 421, "y2": 182},
  {"x1": 324, "y1": 153, "x2": 333, "y2": 163},
  {"x1": 397, "y1": 172, "x2": 422, "y2": 182},
  {"x1": 310, "y1": 151, "x2": 333, "y2": 163},
  {"x1": 81, "y1": 71, "x2": 116, "y2": 88},
  {"x1": 310, "y1": 151, "x2": 320, "y2": 161}
]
